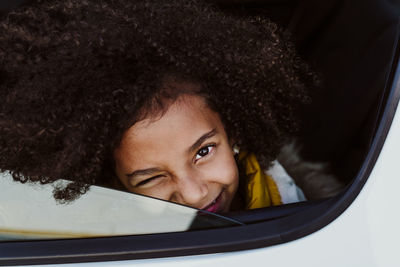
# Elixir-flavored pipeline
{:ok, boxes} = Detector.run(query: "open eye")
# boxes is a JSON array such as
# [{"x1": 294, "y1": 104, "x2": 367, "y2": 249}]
[{"x1": 194, "y1": 144, "x2": 215, "y2": 162}]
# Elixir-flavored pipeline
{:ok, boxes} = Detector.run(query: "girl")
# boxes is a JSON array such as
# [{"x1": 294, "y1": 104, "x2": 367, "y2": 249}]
[{"x1": 0, "y1": 0, "x2": 315, "y2": 212}]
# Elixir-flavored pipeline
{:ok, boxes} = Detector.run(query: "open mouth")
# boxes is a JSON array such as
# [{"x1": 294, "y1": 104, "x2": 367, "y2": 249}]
[{"x1": 202, "y1": 191, "x2": 223, "y2": 213}]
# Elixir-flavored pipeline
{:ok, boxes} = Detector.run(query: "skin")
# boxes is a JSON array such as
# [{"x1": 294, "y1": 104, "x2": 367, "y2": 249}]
[{"x1": 114, "y1": 94, "x2": 239, "y2": 213}]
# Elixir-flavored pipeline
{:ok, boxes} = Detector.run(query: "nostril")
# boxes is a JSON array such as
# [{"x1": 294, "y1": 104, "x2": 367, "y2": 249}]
[{"x1": 176, "y1": 176, "x2": 209, "y2": 206}]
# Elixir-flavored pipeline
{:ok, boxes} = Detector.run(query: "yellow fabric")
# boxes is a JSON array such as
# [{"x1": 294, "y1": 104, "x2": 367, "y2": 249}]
[{"x1": 238, "y1": 151, "x2": 282, "y2": 209}]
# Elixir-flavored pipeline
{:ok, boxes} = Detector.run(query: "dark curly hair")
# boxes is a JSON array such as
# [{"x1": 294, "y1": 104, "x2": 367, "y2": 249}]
[{"x1": 0, "y1": 0, "x2": 314, "y2": 202}]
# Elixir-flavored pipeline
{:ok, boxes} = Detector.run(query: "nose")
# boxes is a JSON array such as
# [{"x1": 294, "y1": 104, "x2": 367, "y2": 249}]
[{"x1": 172, "y1": 170, "x2": 209, "y2": 207}]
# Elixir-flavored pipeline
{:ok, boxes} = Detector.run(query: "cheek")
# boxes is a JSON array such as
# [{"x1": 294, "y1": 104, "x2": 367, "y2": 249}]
[
  {"x1": 138, "y1": 185, "x2": 174, "y2": 201},
  {"x1": 207, "y1": 147, "x2": 239, "y2": 187}
]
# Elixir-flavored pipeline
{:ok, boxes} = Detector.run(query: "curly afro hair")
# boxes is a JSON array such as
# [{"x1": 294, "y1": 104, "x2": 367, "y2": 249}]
[{"x1": 0, "y1": 0, "x2": 314, "y2": 202}]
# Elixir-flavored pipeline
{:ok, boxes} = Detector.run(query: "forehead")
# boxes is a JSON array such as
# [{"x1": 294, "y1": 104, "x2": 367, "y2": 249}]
[{"x1": 115, "y1": 95, "x2": 224, "y2": 164}]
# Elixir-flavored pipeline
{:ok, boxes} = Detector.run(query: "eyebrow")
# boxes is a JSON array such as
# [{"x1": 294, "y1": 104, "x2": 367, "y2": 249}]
[
  {"x1": 126, "y1": 167, "x2": 162, "y2": 178},
  {"x1": 126, "y1": 128, "x2": 217, "y2": 179},
  {"x1": 188, "y1": 128, "x2": 217, "y2": 153}
]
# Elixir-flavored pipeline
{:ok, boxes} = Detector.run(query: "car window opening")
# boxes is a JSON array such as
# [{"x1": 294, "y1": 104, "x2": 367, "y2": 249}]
[{"x1": 0, "y1": 0, "x2": 399, "y2": 244}]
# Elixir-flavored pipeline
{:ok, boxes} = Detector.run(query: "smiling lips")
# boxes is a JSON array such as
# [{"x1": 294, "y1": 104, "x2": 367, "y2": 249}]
[{"x1": 202, "y1": 191, "x2": 223, "y2": 213}]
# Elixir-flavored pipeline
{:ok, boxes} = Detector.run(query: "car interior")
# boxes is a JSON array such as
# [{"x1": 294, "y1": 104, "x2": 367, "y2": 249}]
[{"x1": 212, "y1": 0, "x2": 400, "y2": 224}]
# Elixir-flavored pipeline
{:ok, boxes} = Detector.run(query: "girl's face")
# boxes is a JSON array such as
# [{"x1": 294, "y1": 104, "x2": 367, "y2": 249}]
[{"x1": 114, "y1": 94, "x2": 239, "y2": 213}]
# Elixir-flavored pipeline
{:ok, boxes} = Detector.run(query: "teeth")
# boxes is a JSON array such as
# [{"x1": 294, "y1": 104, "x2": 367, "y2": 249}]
[{"x1": 203, "y1": 197, "x2": 217, "y2": 210}]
